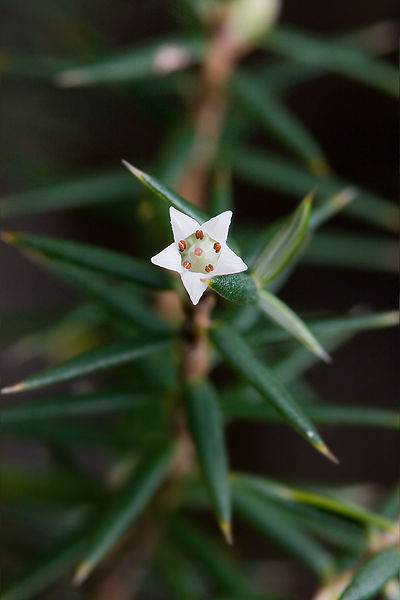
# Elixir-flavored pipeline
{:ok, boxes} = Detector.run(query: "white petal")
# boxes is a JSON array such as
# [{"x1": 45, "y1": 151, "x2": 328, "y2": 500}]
[
  {"x1": 213, "y1": 244, "x2": 248, "y2": 276},
  {"x1": 180, "y1": 271, "x2": 208, "y2": 305},
  {"x1": 201, "y1": 211, "x2": 232, "y2": 244},
  {"x1": 170, "y1": 206, "x2": 200, "y2": 243},
  {"x1": 151, "y1": 242, "x2": 182, "y2": 273}
]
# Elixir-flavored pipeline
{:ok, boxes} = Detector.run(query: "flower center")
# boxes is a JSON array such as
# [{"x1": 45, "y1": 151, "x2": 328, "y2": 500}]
[{"x1": 178, "y1": 230, "x2": 221, "y2": 274}]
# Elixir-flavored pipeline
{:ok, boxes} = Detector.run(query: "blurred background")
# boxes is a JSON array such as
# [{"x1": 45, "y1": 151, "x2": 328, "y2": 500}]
[{"x1": 0, "y1": 1, "x2": 398, "y2": 598}]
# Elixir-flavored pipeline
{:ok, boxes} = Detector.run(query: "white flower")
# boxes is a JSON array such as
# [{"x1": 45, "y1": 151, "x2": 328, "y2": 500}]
[{"x1": 151, "y1": 207, "x2": 247, "y2": 305}]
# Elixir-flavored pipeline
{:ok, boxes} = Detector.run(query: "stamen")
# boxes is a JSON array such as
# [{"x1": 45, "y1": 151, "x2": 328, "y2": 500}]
[
  {"x1": 194, "y1": 247, "x2": 203, "y2": 256},
  {"x1": 205, "y1": 264, "x2": 214, "y2": 273},
  {"x1": 213, "y1": 242, "x2": 221, "y2": 253},
  {"x1": 178, "y1": 240, "x2": 186, "y2": 252},
  {"x1": 195, "y1": 230, "x2": 204, "y2": 240},
  {"x1": 183, "y1": 261, "x2": 192, "y2": 269}
]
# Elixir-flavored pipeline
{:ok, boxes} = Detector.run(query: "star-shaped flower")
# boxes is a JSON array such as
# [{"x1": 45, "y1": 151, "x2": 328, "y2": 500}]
[{"x1": 151, "y1": 207, "x2": 247, "y2": 304}]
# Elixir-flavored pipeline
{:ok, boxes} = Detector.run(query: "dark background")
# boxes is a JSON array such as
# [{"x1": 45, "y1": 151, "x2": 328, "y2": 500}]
[{"x1": 0, "y1": 1, "x2": 398, "y2": 597}]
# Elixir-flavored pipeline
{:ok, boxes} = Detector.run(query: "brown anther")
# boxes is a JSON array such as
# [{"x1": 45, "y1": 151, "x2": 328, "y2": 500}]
[
  {"x1": 195, "y1": 230, "x2": 204, "y2": 240},
  {"x1": 178, "y1": 240, "x2": 186, "y2": 252},
  {"x1": 205, "y1": 264, "x2": 214, "y2": 273},
  {"x1": 213, "y1": 242, "x2": 221, "y2": 253},
  {"x1": 183, "y1": 261, "x2": 192, "y2": 269}
]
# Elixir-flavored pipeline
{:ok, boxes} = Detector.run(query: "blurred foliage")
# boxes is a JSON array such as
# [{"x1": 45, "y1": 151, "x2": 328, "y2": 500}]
[{"x1": 0, "y1": 1, "x2": 398, "y2": 599}]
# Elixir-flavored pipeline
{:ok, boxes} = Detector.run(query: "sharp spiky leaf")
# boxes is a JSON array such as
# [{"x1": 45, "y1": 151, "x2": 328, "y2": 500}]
[
  {"x1": 232, "y1": 483, "x2": 335, "y2": 577},
  {"x1": 74, "y1": 444, "x2": 173, "y2": 584},
  {"x1": 339, "y1": 547, "x2": 400, "y2": 600},
  {"x1": 234, "y1": 473, "x2": 394, "y2": 530},
  {"x1": 122, "y1": 160, "x2": 207, "y2": 222},
  {"x1": 258, "y1": 290, "x2": 330, "y2": 362},
  {"x1": 262, "y1": 25, "x2": 397, "y2": 97},
  {"x1": 2, "y1": 337, "x2": 174, "y2": 393},
  {"x1": 1, "y1": 170, "x2": 135, "y2": 218},
  {"x1": 252, "y1": 192, "x2": 313, "y2": 284},
  {"x1": 210, "y1": 323, "x2": 337, "y2": 461},
  {"x1": 185, "y1": 379, "x2": 232, "y2": 542},
  {"x1": 2, "y1": 231, "x2": 170, "y2": 289}
]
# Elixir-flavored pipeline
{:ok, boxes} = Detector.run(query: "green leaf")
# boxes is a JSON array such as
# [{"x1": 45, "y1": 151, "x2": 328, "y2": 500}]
[
  {"x1": 232, "y1": 483, "x2": 335, "y2": 577},
  {"x1": 210, "y1": 167, "x2": 233, "y2": 216},
  {"x1": 229, "y1": 146, "x2": 399, "y2": 232},
  {"x1": 262, "y1": 25, "x2": 397, "y2": 97},
  {"x1": 0, "y1": 421, "x2": 143, "y2": 448},
  {"x1": 169, "y1": 515, "x2": 257, "y2": 595},
  {"x1": 248, "y1": 310, "x2": 399, "y2": 346},
  {"x1": 0, "y1": 531, "x2": 90, "y2": 600},
  {"x1": 44, "y1": 260, "x2": 170, "y2": 334},
  {"x1": 2, "y1": 231, "x2": 170, "y2": 289},
  {"x1": 1, "y1": 169, "x2": 135, "y2": 218},
  {"x1": 74, "y1": 444, "x2": 173, "y2": 583},
  {"x1": 185, "y1": 379, "x2": 232, "y2": 543},
  {"x1": 210, "y1": 323, "x2": 337, "y2": 462},
  {"x1": 157, "y1": 544, "x2": 197, "y2": 600},
  {"x1": 56, "y1": 36, "x2": 205, "y2": 86},
  {"x1": 258, "y1": 290, "x2": 330, "y2": 362},
  {"x1": 1, "y1": 337, "x2": 174, "y2": 393},
  {"x1": 0, "y1": 468, "x2": 100, "y2": 505},
  {"x1": 252, "y1": 192, "x2": 313, "y2": 284},
  {"x1": 0, "y1": 390, "x2": 155, "y2": 423},
  {"x1": 231, "y1": 72, "x2": 328, "y2": 173},
  {"x1": 122, "y1": 160, "x2": 207, "y2": 222},
  {"x1": 304, "y1": 230, "x2": 398, "y2": 273},
  {"x1": 234, "y1": 473, "x2": 394, "y2": 530},
  {"x1": 221, "y1": 386, "x2": 399, "y2": 429},
  {"x1": 339, "y1": 548, "x2": 400, "y2": 600},
  {"x1": 209, "y1": 273, "x2": 259, "y2": 305}
]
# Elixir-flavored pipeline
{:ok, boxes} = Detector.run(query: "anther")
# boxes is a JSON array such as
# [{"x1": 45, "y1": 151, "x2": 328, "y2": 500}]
[
  {"x1": 194, "y1": 247, "x2": 203, "y2": 256},
  {"x1": 205, "y1": 264, "x2": 214, "y2": 273},
  {"x1": 178, "y1": 240, "x2": 186, "y2": 252},
  {"x1": 183, "y1": 261, "x2": 192, "y2": 269},
  {"x1": 195, "y1": 230, "x2": 204, "y2": 240},
  {"x1": 213, "y1": 242, "x2": 221, "y2": 253}
]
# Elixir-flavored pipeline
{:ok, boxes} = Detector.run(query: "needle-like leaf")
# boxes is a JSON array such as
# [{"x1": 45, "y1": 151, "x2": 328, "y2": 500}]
[
  {"x1": 0, "y1": 390, "x2": 155, "y2": 423},
  {"x1": 56, "y1": 36, "x2": 205, "y2": 87},
  {"x1": 1, "y1": 337, "x2": 174, "y2": 394},
  {"x1": 262, "y1": 25, "x2": 397, "y2": 97},
  {"x1": 1, "y1": 170, "x2": 135, "y2": 218},
  {"x1": 169, "y1": 515, "x2": 257, "y2": 595},
  {"x1": 122, "y1": 160, "x2": 207, "y2": 222},
  {"x1": 229, "y1": 146, "x2": 399, "y2": 232},
  {"x1": 185, "y1": 379, "x2": 232, "y2": 543},
  {"x1": 210, "y1": 323, "x2": 337, "y2": 462},
  {"x1": 231, "y1": 73, "x2": 328, "y2": 173},
  {"x1": 252, "y1": 192, "x2": 313, "y2": 284},
  {"x1": 258, "y1": 289, "x2": 330, "y2": 362},
  {"x1": 74, "y1": 444, "x2": 173, "y2": 584},
  {"x1": 2, "y1": 231, "x2": 170, "y2": 289},
  {"x1": 0, "y1": 531, "x2": 91, "y2": 600},
  {"x1": 339, "y1": 547, "x2": 400, "y2": 600},
  {"x1": 233, "y1": 483, "x2": 335, "y2": 577},
  {"x1": 234, "y1": 473, "x2": 395, "y2": 530}
]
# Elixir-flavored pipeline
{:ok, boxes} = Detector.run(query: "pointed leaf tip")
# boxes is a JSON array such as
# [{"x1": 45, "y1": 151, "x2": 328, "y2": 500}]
[
  {"x1": 1, "y1": 231, "x2": 18, "y2": 245},
  {"x1": 1, "y1": 382, "x2": 26, "y2": 394},
  {"x1": 316, "y1": 443, "x2": 340, "y2": 464},
  {"x1": 220, "y1": 520, "x2": 234, "y2": 545},
  {"x1": 121, "y1": 159, "x2": 143, "y2": 180},
  {"x1": 73, "y1": 562, "x2": 91, "y2": 586}
]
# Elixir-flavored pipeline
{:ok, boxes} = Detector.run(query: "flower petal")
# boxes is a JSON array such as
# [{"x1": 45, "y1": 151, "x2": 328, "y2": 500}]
[
  {"x1": 170, "y1": 207, "x2": 200, "y2": 243},
  {"x1": 151, "y1": 242, "x2": 182, "y2": 273},
  {"x1": 213, "y1": 244, "x2": 248, "y2": 276},
  {"x1": 180, "y1": 271, "x2": 208, "y2": 305},
  {"x1": 202, "y1": 211, "x2": 232, "y2": 244}
]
